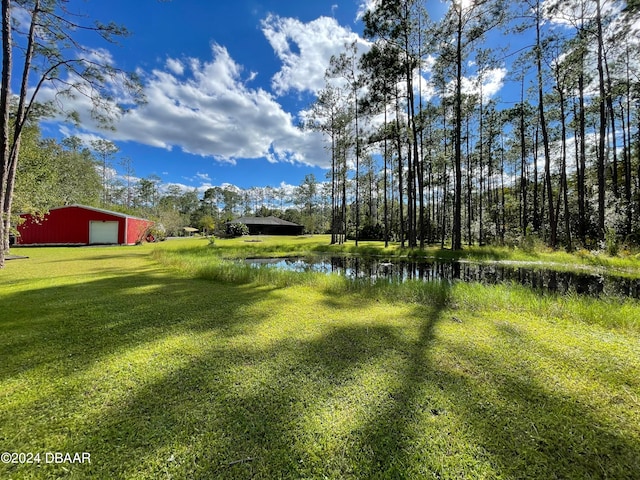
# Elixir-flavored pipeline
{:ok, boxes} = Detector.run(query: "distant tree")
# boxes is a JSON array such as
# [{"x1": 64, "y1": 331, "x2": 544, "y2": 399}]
[
  {"x1": 14, "y1": 125, "x2": 101, "y2": 219},
  {"x1": 56, "y1": 144, "x2": 102, "y2": 206},
  {"x1": 363, "y1": 0, "x2": 426, "y2": 247},
  {"x1": 328, "y1": 41, "x2": 364, "y2": 244},
  {"x1": 58, "y1": 135, "x2": 102, "y2": 206},
  {"x1": 13, "y1": 123, "x2": 57, "y2": 216},
  {"x1": 305, "y1": 85, "x2": 352, "y2": 244},
  {"x1": 120, "y1": 157, "x2": 135, "y2": 208},
  {"x1": 91, "y1": 139, "x2": 119, "y2": 206},
  {"x1": 227, "y1": 222, "x2": 248, "y2": 237},
  {"x1": 136, "y1": 175, "x2": 162, "y2": 213},
  {"x1": 220, "y1": 187, "x2": 241, "y2": 221},
  {"x1": 296, "y1": 173, "x2": 318, "y2": 233},
  {"x1": 360, "y1": 41, "x2": 404, "y2": 247},
  {"x1": 281, "y1": 208, "x2": 304, "y2": 227},
  {"x1": 176, "y1": 188, "x2": 199, "y2": 217},
  {"x1": 155, "y1": 208, "x2": 184, "y2": 237},
  {"x1": 198, "y1": 215, "x2": 215, "y2": 236},
  {"x1": 201, "y1": 187, "x2": 221, "y2": 219}
]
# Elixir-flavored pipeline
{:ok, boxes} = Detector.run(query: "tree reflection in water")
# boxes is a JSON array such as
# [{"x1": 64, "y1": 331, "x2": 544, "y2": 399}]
[{"x1": 246, "y1": 256, "x2": 640, "y2": 299}]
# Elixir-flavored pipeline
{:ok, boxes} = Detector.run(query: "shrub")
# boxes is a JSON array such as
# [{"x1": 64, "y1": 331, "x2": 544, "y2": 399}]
[
  {"x1": 605, "y1": 228, "x2": 619, "y2": 256},
  {"x1": 359, "y1": 223, "x2": 385, "y2": 241},
  {"x1": 228, "y1": 222, "x2": 249, "y2": 237},
  {"x1": 142, "y1": 224, "x2": 166, "y2": 243},
  {"x1": 518, "y1": 232, "x2": 546, "y2": 253}
]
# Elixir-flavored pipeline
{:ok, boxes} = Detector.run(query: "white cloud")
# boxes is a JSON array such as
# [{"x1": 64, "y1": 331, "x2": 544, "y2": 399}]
[
  {"x1": 10, "y1": 3, "x2": 32, "y2": 28},
  {"x1": 261, "y1": 14, "x2": 365, "y2": 95},
  {"x1": 477, "y1": 67, "x2": 507, "y2": 98},
  {"x1": 165, "y1": 58, "x2": 185, "y2": 76},
  {"x1": 58, "y1": 126, "x2": 106, "y2": 147},
  {"x1": 165, "y1": 181, "x2": 212, "y2": 195},
  {"x1": 278, "y1": 181, "x2": 297, "y2": 197},
  {"x1": 461, "y1": 67, "x2": 508, "y2": 101},
  {"x1": 219, "y1": 182, "x2": 242, "y2": 193},
  {"x1": 40, "y1": 44, "x2": 330, "y2": 169},
  {"x1": 356, "y1": 0, "x2": 380, "y2": 20},
  {"x1": 82, "y1": 47, "x2": 116, "y2": 66}
]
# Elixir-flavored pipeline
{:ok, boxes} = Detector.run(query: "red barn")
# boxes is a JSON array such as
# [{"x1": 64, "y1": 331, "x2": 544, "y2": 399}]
[{"x1": 17, "y1": 205, "x2": 154, "y2": 246}]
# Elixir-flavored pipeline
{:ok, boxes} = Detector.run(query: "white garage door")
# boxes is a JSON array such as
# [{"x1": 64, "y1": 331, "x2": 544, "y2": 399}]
[{"x1": 89, "y1": 221, "x2": 119, "y2": 244}]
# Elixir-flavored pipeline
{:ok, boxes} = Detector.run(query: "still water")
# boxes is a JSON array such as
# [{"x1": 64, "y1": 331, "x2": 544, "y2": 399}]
[{"x1": 246, "y1": 256, "x2": 640, "y2": 298}]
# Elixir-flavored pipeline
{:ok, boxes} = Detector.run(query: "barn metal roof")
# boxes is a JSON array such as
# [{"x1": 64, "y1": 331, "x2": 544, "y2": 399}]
[
  {"x1": 226, "y1": 216, "x2": 302, "y2": 227},
  {"x1": 49, "y1": 204, "x2": 152, "y2": 222}
]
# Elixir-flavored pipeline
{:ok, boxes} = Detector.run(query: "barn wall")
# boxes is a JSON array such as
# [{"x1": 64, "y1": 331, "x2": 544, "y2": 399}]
[
  {"x1": 17, "y1": 206, "x2": 126, "y2": 245},
  {"x1": 126, "y1": 218, "x2": 153, "y2": 245}
]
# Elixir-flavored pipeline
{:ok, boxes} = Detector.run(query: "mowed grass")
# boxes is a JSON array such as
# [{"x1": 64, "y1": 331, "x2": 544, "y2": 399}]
[{"x1": 1, "y1": 238, "x2": 639, "y2": 479}]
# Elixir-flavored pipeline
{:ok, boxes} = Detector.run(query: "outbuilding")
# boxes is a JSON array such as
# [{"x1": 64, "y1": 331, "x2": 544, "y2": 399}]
[
  {"x1": 226, "y1": 216, "x2": 304, "y2": 236},
  {"x1": 17, "y1": 205, "x2": 154, "y2": 246}
]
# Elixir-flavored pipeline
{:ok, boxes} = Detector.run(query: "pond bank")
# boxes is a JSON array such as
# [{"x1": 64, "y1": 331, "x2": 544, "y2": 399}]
[{"x1": 244, "y1": 254, "x2": 640, "y2": 299}]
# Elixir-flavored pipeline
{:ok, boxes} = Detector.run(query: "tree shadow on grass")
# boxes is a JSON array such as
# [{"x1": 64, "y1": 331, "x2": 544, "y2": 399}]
[
  {"x1": 0, "y1": 269, "x2": 280, "y2": 383},
  {"x1": 42, "y1": 324, "x2": 420, "y2": 478},
  {"x1": 17, "y1": 290, "x2": 449, "y2": 478},
  {"x1": 433, "y1": 320, "x2": 640, "y2": 479},
  {"x1": 339, "y1": 303, "x2": 450, "y2": 479}
]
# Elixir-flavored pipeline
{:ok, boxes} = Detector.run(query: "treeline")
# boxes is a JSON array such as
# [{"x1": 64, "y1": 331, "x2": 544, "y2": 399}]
[
  {"x1": 15, "y1": 124, "x2": 331, "y2": 236},
  {"x1": 305, "y1": 0, "x2": 640, "y2": 251}
]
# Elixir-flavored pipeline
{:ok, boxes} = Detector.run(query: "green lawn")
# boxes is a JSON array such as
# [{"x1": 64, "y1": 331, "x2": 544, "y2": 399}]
[{"x1": 1, "y1": 238, "x2": 639, "y2": 479}]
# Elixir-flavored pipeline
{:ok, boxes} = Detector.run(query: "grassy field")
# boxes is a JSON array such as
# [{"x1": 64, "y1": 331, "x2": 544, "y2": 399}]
[{"x1": 1, "y1": 237, "x2": 639, "y2": 479}]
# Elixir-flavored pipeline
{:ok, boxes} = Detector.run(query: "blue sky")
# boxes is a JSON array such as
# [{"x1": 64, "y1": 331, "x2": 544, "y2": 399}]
[{"x1": 32, "y1": 0, "x2": 375, "y2": 193}]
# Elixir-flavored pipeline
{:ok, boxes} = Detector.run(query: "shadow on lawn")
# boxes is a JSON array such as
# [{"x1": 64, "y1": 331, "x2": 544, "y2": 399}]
[
  {"x1": 437, "y1": 331, "x2": 640, "y2": 479},
  {"x1": 50, "y1": 306, "x2": 450, "y2": 479},
  {"x1": 0, "y1": 267, "x2": 278, "y2": 381},
  {"x1": 2, "y1": 260, "x2": 640, "y2": 479}
]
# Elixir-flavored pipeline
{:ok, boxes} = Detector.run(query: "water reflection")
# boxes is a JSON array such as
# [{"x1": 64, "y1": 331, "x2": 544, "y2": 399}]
[{"x1": 245, "y1": 256, "x2": 640, "y2": 298}]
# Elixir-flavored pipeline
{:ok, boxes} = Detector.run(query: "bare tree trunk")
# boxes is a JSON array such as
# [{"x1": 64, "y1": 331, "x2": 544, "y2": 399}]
[
  {"x1": 604, "y1": 54, "x2": 619, "y2": 200},
  {"x1": 466, "y1": 116, "x2": 472, "y2": 247},
  {"x1": 0, "y1": 0, "x2": 12, "y2": 267},
  {"x1": 384, "y1": 142, "x2": 389, "y2": 248},
  {"x1": 519, "y1": 80, "x2": 528, "y2": 236},
  {"x1": 535, "y1": 1, "x2": 556, "y2": 248},
  {"x1": 557, "y1": 82, "x2": 572, "y2": 251},
  {"x1": 2, "y1": 0, "x2": 41, "y2": 258},
  {"x1": 577, "y1": 70, "x2": 587, "y2": 245},
  {"x1": 395, "y1": 85, "x2": 405, "y2": 248},
  {"x1": 500, "y1": 135, "x2": 506, "y2": 244},
  {"x1": 452, "y1": 9, "x2": 463, "y2": 250},
  {"x1": 595, "y1": 0, "x2": 607, "y2": 240},
  {"x1": 354, "y1": 96, "x2": 360, "y2": 246},
  {"x1": 533, "y1": 126, "x2": 540, "y2": 233},
  {"x1": 331, "y1": 128, "x2": 337, "y2": 245},
  {"x1": 623, "y1": 48, "x2": 633, "y2": 235}
]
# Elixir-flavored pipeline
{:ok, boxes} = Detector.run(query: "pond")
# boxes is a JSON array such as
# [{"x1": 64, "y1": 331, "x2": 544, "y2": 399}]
[{"x1": 245, "y1": 255, "x2": 640, "y2": 299}]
